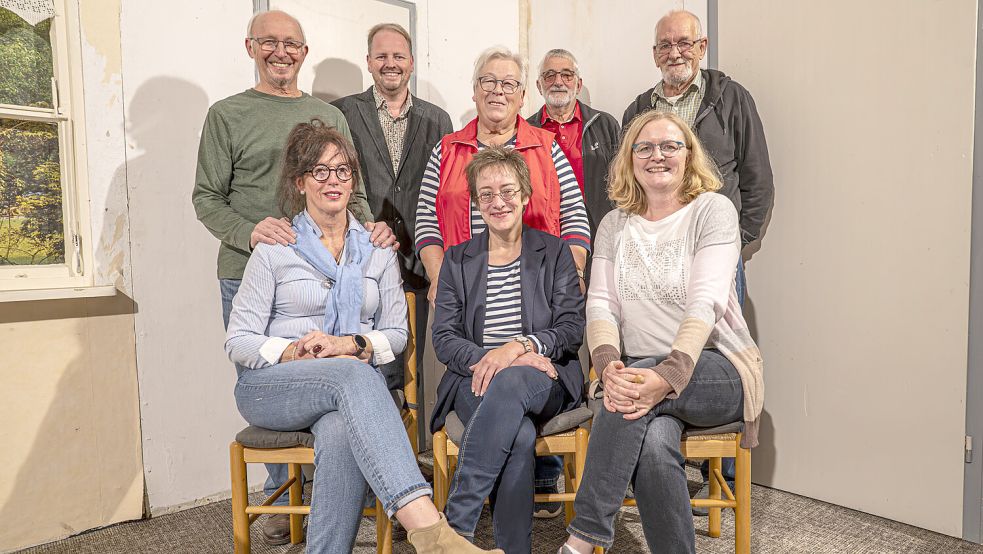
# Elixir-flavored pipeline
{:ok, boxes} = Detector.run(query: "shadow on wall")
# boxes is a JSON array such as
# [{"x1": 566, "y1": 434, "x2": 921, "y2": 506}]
[
  {"x1": 751, "y1": 409, "x2": 776, "y2": 485},
  {"x1": 311, "y1": 58, "x2": 363, "y2": 103},
  {"x1": 0, "y1": 294, "x2": 142, "y2": 551}
]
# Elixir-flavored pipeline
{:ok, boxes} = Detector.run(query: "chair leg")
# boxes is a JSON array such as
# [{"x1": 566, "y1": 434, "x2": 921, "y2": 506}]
[
  {"x1": 230, "y1": 442, "x2": 251, "y2": 554},
  {"x1": 288, "y1": 463, "x2": 304, "y2": 544},
  {"x1": 376, "y1": 499, "x2": 393, "y2": 554},
  {"x1": 433, "y1": 430, "x2": 448, "y2": 511},
  {"x1": 563, "y1": 453, "x2": 575, "y2": 525},
  {"x1": 569, "y1": 428, "x2": 589, "y2": 525},
  {"x1": 735, "y1": 439, "x2": 751, "y2": 554},
  {"x1": 708, "y1": 456, "x2": 722, "y2": 538}
]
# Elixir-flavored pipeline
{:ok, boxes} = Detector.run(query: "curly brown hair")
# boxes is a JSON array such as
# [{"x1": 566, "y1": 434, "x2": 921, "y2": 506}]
[{"x1": 277, "y1": 118, "x2": 360, "y2": 217}]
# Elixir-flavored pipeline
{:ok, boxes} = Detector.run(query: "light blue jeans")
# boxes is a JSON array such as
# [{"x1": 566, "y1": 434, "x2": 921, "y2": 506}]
[{"x1": 234, "y1": 358, "x2": 432, "y2": 553}]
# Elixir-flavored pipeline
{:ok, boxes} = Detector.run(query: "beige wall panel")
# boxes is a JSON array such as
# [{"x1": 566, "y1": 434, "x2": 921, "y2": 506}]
[
  {"x1": 718, "y1": 0, "x2": 976, "y2": 536},
  {"x1": 0, "y1": 297, "x2": 143, "y2": 551}
]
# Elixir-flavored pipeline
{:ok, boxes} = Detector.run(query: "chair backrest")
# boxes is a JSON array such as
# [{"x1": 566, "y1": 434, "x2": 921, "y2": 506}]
[{"x1": 402, "y1": 292, "x2": 419, "y2": 452}]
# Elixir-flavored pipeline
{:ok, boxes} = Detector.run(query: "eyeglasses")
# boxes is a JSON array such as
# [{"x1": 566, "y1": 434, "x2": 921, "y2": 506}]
[
  {"x1": 540, "y1": 70, "x2": 577, "y2": 84},
  {"x1": 477, "y1": 77, "x2": 521, "y2": 94},
  {"x1": 654, "y1": 38, "x2": 704, "y2": 56},
  {"x1": 250, "y1": 37, "x2": 305, "y2": 55},
  {"x1": 477, "y1": 188, "x2": 520, "y2": 204},
  {"x1": 631, "y1": 140, "x2": 686, "y2": 159},
  {"x1": 306, "y1": 164, "x2": 353, "y2": 182}
]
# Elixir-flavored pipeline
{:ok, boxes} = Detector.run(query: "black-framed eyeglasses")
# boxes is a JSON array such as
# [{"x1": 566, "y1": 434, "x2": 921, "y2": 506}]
[
  {"x1": 540, "y1": 70, "x2": 577, "y2": 84},
  {"x1": 250, "y1": 37, "x2": 305, "y2": 55},
  {"x1": 631, "y1": 140, "x2": 686, "y2": 159},
  {"x1": 477, "y1": 77, "x2": 521, "y2": 94},
  {"x1": 477, "y1": 188, "x2": 520, "y2": 204},
  {"x1": 654, "y1": 38, "x2": 705, "y2": 56},
  {"x1": 306, "y1": 164, "x2": 353, "y2": 182}
]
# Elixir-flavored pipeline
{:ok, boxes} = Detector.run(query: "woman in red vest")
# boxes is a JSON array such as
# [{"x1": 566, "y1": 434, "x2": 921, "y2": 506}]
[{"x1": 414, "y1": 46, "x2": 592, "y2": 308}]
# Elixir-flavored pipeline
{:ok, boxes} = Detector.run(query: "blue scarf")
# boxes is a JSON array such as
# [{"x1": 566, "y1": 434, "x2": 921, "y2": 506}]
[{"x1": 290, "y1": 210, "x2": 373, "y2": 336}]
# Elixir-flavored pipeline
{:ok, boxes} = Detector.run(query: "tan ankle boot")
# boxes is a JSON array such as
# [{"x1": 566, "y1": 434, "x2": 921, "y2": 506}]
[{"x1": 406, "y1": 514, "x2": 504, "y2": 553}]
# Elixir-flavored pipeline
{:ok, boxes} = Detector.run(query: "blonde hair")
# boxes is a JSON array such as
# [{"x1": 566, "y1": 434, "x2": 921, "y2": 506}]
[{"x1": 608, "y1": 111, "x2": 721, "y2": 215}]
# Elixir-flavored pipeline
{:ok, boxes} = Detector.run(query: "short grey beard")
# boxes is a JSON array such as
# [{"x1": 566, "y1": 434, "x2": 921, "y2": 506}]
[
  {"x1": 544, "y1": 91, "x2": 575, "y2": 109},
  {"x1": 663, "y1": 64, "x2": 694, "y2": 88}
]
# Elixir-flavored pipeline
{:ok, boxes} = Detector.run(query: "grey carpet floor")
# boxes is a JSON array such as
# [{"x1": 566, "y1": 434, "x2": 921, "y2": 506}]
[{"x1": 18, "y1": 464, "x2": 983, "y2": 554}]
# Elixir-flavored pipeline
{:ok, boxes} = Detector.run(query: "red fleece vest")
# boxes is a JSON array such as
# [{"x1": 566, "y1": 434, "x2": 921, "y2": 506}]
[{"x1": 436, "y1": 117, "x2": 561, "y2": 249}]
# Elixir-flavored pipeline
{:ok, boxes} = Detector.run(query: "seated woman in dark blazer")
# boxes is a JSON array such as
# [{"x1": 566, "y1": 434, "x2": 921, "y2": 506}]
[{"x1": 430, "y1": 146, "x2": 585, "y2": 553}]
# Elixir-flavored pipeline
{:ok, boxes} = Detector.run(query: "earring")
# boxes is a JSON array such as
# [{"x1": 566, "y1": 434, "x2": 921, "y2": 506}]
[{"x1": 300, "y1": 190, "x2": 305, "y2": 195}]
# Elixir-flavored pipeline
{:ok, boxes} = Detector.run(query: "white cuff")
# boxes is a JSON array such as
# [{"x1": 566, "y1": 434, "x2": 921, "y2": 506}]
[
  {"x1": 260, "y1": 337, "x2": 294, "y2": 365},
  {"x1": 364, "y1": 330, "x2": 394, "y2": 365},
  {"x1": 528, "y1": 335, "x2": 544, "y2": 356}
]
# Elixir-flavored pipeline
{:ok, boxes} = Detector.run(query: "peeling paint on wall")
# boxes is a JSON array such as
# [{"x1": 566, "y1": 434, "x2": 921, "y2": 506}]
[{"x1": 79, "y1": 0, "x2": 123, "y2": 84}]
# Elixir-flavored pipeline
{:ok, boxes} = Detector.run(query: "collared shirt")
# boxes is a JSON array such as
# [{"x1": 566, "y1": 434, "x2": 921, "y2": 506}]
[
  {"x1": 225, "y1": 210, "x2": 408, "y2": 369},
  {"x1": 540, "y1": 103, "x2": 585, "y2": 193},
  {"x1": 372, "y1": 86, "x2": 413, "y2": 174},
  {"x1": 651, "y1": 69, "x2": 706, "y2": 128}
]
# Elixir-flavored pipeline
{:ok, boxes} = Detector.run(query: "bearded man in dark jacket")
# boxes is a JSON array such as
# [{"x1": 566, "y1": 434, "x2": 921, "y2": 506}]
[{"x1": 622, "y1": 8, "x2": 774, "y2": 515}]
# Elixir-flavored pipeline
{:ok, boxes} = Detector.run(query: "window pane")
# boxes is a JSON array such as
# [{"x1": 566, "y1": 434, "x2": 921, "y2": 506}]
[
  {"x1": 0, "y1": 9, "x2": 54, "y2": 108},
  {"x1": 0, "y1": 118, "x2": 64, "y2": 265}
]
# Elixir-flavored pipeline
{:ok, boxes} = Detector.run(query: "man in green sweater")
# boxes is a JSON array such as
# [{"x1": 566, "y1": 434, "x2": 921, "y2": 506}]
[{"x1": 191, "y1": 9, "x2": 393, "y2": 545}]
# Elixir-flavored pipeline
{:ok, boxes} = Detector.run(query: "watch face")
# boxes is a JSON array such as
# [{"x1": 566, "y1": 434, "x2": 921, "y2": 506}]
[{"x1": 354, "y1": 335, "x2": 368, "y2": 348}]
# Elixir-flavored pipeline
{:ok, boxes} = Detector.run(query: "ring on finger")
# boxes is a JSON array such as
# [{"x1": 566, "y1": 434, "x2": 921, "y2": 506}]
[{"x1": 312, "y1": 344, "x2": 323, "y2": 355}]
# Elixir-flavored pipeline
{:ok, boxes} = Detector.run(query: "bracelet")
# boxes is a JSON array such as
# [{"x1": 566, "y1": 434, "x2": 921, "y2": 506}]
[{"x1": 288, "y1": 343, "x2": 296, "y2": 362}]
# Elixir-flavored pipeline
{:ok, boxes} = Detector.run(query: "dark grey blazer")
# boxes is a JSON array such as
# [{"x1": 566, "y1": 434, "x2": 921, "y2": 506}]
[
  {"x1": 332, "y1": 87, "x2": 453, "y2": 289},
  {"x1": 429, "y1": 227, "x2": 585, "y2": 432}
]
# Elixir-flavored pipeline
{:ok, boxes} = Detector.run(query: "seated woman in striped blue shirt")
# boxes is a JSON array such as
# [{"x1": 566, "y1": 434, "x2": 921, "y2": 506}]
[
  {"x1": 430, "y1": 146, "x2": 586, "y2": 552},
  {"x1": 225, "y1": 119, "x2": 500, "y2": 554}
]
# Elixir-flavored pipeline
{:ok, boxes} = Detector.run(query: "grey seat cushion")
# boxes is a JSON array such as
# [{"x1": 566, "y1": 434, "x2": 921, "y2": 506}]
[
  {"x1": 682, "y1": 421, "x2": 744, "y2": 437},
  {"x1": 443, "y1": 405, "x2": 594, "y2": 445},
  {"x1": 236, "y1": 388, "x2": 405, "y2": 449},
  {"x1": 236, "y1": 426, "x2": 315, "y2": 449}
]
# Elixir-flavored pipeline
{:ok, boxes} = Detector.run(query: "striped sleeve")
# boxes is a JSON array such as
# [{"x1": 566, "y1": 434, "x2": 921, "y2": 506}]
[
  {"x1": 415, "y1": 142, "x2": 444, "y2": 251},
  {"x1": 552, "y1": 141, "x2": 592, "y2": 251}
]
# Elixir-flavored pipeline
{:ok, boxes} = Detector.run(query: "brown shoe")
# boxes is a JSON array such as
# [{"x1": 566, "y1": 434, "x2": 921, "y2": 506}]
[
  {"x1": 261, "y1": 513, "x2": 293, "y2": 546},
  {"x1": 407, "y1": 514, "x2": 503, "y2": 553}
]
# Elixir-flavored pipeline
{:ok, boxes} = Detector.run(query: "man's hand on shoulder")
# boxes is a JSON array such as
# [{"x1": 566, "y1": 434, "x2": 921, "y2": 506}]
[
  {"x1": 251, "y1": 217, "x2": 296, "y2": 249},
  {"x1": 365, "y1": 221, "x2": 399, "y2": 250}
]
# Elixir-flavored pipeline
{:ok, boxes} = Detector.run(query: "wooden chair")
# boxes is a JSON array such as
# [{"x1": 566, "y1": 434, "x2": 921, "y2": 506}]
[
  {"x1": 431, "y1": 406, "x2": 593, "y2": 526},
  {"x1": 587, "y1": 367, "x2": 751, "y2": 554},
  {"x1": 229, "y1": 292, "x2": 419, "y2": 554}
]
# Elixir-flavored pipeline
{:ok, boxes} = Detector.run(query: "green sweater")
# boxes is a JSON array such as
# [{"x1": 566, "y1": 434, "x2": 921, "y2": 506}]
[{"x1": 192, "y1": 88, "x2": 371, "y2": 279}]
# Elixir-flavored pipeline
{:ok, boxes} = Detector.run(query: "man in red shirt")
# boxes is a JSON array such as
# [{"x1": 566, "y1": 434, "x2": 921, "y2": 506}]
[
  {"x1": 525, "y1": 48, "x2": 620, "y2": 518},
  {"x1": 528, "y1": 49, "x2": 620, "y2": 238}
]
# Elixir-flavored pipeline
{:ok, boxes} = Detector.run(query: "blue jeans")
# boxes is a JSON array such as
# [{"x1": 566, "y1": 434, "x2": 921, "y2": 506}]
[
  {"x1": 221, "y1": 278, "x2": 296, "y2": 506},
  {"x1": 235, "y1": 358, "x2": 431, "y2": 553},
  {"x1": 569, "y1": 351, "x2": 744, "y2": 551},
  {"x1": 446, "y1": 366, "x2": 569, "y2": 553}
]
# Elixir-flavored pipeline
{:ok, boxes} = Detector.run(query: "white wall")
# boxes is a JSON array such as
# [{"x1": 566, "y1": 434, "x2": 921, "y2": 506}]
[
  {"x1": 719, "y1": 0, "x2": 977, "y2": 537},
  {"x1": 120, "y1": 0, "x2": 259, "y2": 511}
]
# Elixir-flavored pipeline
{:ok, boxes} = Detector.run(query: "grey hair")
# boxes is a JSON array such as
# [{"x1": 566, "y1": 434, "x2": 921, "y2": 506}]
[
  {"x1": 246, "y1": 10, "x2": 307, "y2": 43},
  {"x1": 536, "y1": 48, "x2": 580, "y2": 79},
  {"x1": 472, "y1": 46, "x2": 528, "y2": 89},
  {"x1": 654, "y1": 10, "x2": 703, "y2": 43}
]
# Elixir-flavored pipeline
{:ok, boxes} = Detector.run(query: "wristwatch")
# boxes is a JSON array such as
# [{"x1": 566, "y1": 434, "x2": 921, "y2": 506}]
[
  {"x1": 351, "y1": 334, "x2": 368, "y2": 357},
  {"x1": 513, "y1": 335, "x2": 533, "y2": 354}
]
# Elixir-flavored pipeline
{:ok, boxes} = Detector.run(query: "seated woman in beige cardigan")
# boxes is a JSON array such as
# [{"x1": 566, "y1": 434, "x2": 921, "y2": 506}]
[{"x1": 558, "y1": 110, "x2": 764, "y2": 554}]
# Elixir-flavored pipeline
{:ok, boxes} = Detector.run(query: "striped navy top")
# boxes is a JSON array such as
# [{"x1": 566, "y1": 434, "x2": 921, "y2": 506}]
[
  {"x1": 414, "y1": 138, "x2": 592, "y2": 253},
  {"x1": 482, "y1": 259, "x2": 523, "y2": 348}
]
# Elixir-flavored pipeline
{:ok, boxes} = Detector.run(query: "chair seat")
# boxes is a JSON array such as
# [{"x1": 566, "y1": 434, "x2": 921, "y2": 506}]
[
  {"x1": 443, "y1": 405, "x2": 593, "y2": 444},
  {"x1": 682, "y1": 421, "x2": 744, "y2": 439}
]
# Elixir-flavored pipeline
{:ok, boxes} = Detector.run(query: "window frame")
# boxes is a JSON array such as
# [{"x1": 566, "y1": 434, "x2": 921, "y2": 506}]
[{"x1": 0, "y1": 0, "x2": 95, "y2": 291}]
